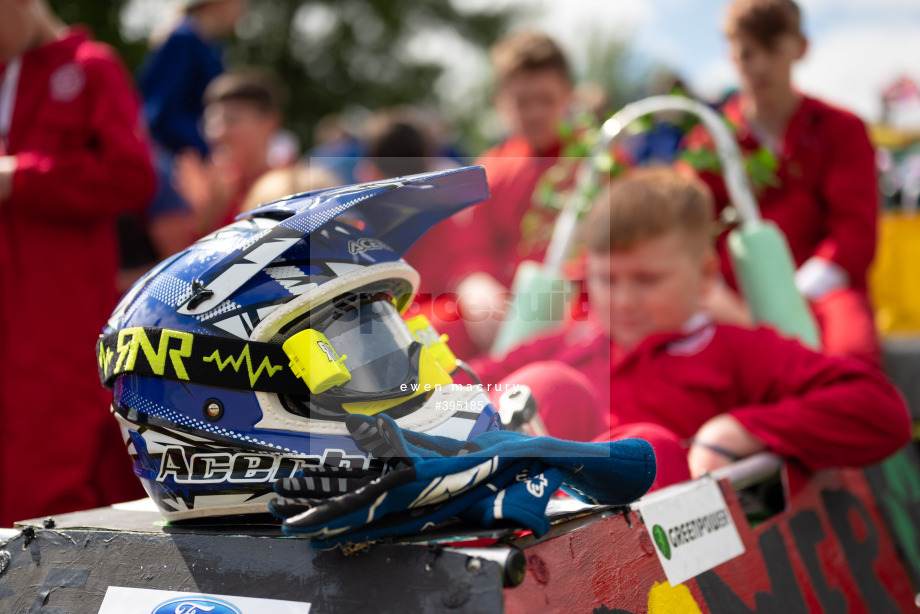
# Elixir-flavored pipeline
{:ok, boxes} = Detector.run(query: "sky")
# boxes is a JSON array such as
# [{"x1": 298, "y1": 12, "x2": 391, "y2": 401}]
[{"x1": 497, "y1": 0, "x2": 920, "y2": 122}]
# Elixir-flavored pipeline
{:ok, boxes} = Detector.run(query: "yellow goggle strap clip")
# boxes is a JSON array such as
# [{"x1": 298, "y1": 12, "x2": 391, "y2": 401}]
[
  {"x1": 405, "y1": 315, "x2": 458, "y2": 374},
  {"x1": 282, "y1": 329, "x2": 351, "y2": 394}
]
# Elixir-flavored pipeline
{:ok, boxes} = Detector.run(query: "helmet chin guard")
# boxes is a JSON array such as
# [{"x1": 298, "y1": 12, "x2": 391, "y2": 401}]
[{"x1": 99, "y1": 167, "x2": 500, "y2": 521}]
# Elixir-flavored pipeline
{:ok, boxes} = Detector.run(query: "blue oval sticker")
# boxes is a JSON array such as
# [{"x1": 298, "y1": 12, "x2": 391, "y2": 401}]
[{"x1": 153, "y1": 596, "x2": 243, "y2": 614}]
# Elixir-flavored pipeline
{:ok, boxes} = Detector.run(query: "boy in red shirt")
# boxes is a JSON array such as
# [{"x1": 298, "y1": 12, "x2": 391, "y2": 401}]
[
  {"x1": 412, "y1": 31, "x2": 573, "y2": 357},
  {"x1": 472, "y1": 168, "x2": 909, "y2": 488},
  {"x1": 0, "y1": 0, "x2": 155, "y2": 524},
  {"x1": 174, "y1": 69, "x2": 285, "y2": 235},
  {"x1": 682, "y1": 0, "x2": 881, "y2": 367}
]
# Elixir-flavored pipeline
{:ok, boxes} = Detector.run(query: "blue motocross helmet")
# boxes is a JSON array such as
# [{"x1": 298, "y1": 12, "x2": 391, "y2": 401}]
[{"x1": 98, "y1": 166, "x2": 501, "y2": 521}]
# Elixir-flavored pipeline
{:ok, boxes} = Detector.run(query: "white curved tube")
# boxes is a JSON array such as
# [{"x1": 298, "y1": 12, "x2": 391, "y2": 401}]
[{"x1": 543, "y1": 95, "x2": 760, "y2": 274}]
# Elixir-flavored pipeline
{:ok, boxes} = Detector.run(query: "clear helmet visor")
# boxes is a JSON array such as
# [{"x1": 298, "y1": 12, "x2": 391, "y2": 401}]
[
  {"x1": 322, "y1": 298, "x2": 416, "y2": 394},
  {"x1": 275, "y1": 280, "x2": 457, "y2": 419}
]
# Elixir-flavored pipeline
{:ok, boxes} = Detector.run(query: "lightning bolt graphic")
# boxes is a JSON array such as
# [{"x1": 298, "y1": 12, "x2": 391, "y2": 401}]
[{"x1": 203, "y1": 345, "x2": 284, "y2": 387}]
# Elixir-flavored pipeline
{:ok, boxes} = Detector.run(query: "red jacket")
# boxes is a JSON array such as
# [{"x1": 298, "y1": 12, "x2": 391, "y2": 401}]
[
  {"x1": 683, "y1": 95, "x2": 879, "y2": 290},
  {"x1": 472, "y1": 319, "x2": 909, "y2": 472},
  {"x1": 0, "y1": 29, "x2": 154, "y2": 525},
  {"x1": 444, "y1": 136, "x2": 562, "y2": 289}
]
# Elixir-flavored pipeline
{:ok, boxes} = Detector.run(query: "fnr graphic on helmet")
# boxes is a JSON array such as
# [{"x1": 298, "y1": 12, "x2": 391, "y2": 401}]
[{"x1": 97, "y1": 166, "x2": 500, "y2": 521}]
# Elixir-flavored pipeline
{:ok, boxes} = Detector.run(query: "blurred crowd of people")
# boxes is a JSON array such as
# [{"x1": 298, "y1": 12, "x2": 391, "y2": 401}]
[{"x1": 0, "y1": 0, "x2": 912, "y2": 525}]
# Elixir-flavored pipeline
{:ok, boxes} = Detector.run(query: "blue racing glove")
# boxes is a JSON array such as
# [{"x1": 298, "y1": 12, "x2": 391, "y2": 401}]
[
  {"x1": 459, "y1": 464, "x2": 565, "y2": 537},
  {"x1": 271, "y1": 414, "x2": 655, "y2": 545}
]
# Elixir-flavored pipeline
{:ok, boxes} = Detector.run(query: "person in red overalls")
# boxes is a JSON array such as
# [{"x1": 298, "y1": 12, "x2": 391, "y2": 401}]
[
  {"x1": 0, "y1": 0, "x2": 155, "y2": 525},
  {"x1": 682, "y1": 0, "x2": 881, "y2": 367},
  {"x1": 406, "y1": 31, "x2": 574, "y2": 358},
  {"x1": 471, "y1": 169, "x2": 909, "y2": 489}
]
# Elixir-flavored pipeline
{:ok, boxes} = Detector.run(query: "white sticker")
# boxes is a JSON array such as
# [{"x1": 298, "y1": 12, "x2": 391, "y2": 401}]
[
  {"x1": 49, "y1": 63, "x2": 85, "y2": 102},
  {"x1": 635, "y1": 476, "x2": 745, "y2": 586},
  {"x1": 98, "y1": 586, "x2": 312, "y2": 614}
]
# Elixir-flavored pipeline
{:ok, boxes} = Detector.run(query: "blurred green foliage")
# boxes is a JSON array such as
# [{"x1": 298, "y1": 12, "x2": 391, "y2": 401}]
[
  {"x1": 51, "y1": 0, "x2": 149, "y2": 67},
  {"x1": 228, "y1": 0, "x2": 517, "y2": 148},
  {"x1": 49, "y1": 0, "x2": 517, "y2": 149},
  {"x1": 48, "y1": 1, "x2": 657, "y2": 155}
]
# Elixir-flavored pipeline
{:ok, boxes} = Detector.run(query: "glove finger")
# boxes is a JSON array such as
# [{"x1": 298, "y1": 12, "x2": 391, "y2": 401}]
[
  {"x1": 557, "y1": 438, "x2": 657, "y2": 505},
  {"x1": 346, "y1": 414, "x2": 414, "y2": 467},
  {"x1": 269, "y1": 496, "x2": 315, "y2": 520},
  {"x1": 347, "y1": 413, "x2": 468, "y2": 462},
  {"x1": 399, "y1": 426, "x2": 475, "y2": 457},
  {"x1": 283, "y1": 466, "x2": 416, "y2": 532},
  {"x1": 298, "y1": 499, "x2": 457, "y2": 545},
  {"x1": 274, "y1": 466, "x2": 378, "y2": 499}
]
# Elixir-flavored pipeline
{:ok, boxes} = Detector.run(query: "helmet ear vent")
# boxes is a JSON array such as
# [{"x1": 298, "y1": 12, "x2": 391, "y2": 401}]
[{"x1": 203, "y1": 399, "x2": 225, "y2": 422}]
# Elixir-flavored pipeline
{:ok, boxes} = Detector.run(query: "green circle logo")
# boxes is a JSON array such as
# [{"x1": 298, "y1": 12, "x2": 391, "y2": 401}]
[{"x1": 652, "y1": 525, "x2": 671, "y2": 560}]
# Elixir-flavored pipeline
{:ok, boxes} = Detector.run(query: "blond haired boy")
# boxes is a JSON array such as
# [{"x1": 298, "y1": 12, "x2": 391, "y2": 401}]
[{"x1": 473, "y1": 168, "x2": 909, "y2": 486}]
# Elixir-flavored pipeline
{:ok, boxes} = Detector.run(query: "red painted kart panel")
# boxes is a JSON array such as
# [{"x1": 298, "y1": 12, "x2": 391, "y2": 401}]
[{"x1": 505, "y1": 468, "x2": 916, "y2": 613}]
